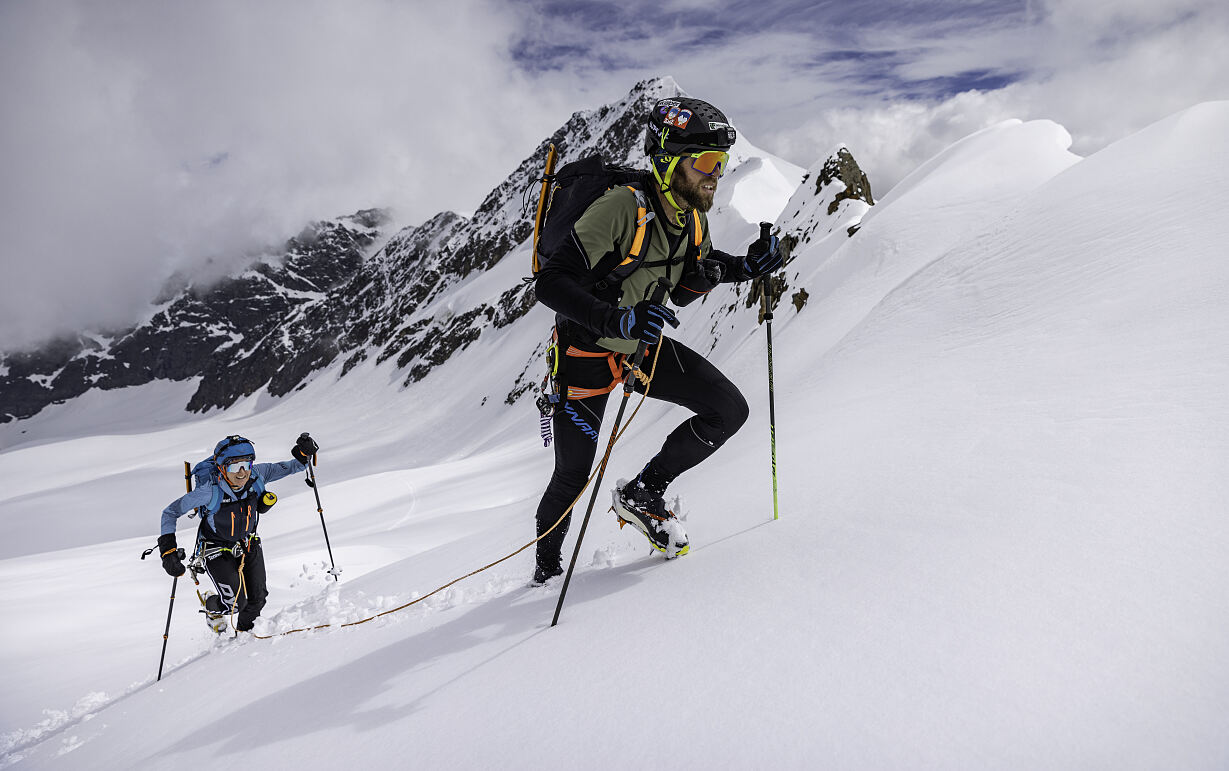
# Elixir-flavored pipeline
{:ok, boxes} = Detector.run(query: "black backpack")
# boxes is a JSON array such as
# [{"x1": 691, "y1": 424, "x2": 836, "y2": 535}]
[{"x1": 533, "y1": 150, "x2": 689, "y2": 287}]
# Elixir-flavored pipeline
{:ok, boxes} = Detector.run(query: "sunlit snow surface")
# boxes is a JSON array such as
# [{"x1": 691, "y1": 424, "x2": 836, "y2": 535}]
[{"x1": 2, "y1": 104, "x2": 1227, "y2": 769}]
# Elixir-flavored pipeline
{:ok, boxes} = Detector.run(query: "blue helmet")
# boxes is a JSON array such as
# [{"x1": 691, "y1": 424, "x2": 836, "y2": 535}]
[{"x1": 213, "y1": 434, "x2": 255, "y2": 466}]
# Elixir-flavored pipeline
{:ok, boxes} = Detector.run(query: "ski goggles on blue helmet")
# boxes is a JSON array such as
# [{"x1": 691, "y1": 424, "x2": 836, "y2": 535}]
[{"x1": 223, "y1": 459, "x2": 253, "y2": 474}]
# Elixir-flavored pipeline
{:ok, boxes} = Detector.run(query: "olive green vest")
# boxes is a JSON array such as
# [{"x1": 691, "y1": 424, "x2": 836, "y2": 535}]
[{"x1": 572, "y1": 186, "x2": 711, "y2": 354}]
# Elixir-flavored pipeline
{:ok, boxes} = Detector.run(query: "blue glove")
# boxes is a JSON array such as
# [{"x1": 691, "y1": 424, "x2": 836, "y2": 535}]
[
  {"x1": 615, "y1": 301, "x2": 679, "y2": 345},
  {"x1": 743, "y1": 234, "x2": 783, "y2": 278}
]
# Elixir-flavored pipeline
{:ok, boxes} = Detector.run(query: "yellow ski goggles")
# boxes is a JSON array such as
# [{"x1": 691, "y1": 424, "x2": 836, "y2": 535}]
[{"x1": 684, "y1": 150, "x2": 729, "y2": 177}]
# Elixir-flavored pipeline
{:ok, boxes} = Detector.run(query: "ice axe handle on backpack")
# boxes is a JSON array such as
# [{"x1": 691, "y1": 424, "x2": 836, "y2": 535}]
[{"x1": 531, "y1": 143, "x2": 559, "y2": 274}]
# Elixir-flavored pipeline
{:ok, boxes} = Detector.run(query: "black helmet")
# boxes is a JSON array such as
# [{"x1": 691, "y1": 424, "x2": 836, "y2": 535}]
[{"x1": 643, "y1": 97, "x2": 737, "y2": 157}]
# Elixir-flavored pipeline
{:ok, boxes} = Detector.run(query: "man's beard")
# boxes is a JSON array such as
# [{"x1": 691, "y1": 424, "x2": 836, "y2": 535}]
[{"x1": 671, "y1": 171, "x2": 715, "y2": 212}]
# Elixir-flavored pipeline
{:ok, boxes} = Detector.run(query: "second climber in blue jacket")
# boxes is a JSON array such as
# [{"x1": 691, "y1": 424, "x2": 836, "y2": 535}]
[{"x1": 156, "y1": 432, "x2": 318, "y2": 632}]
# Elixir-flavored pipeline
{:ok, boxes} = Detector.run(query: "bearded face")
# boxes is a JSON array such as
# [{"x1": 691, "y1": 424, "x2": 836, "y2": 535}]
[{"x1": 671, "y1": 157, "x2": 718, "y2": 212}]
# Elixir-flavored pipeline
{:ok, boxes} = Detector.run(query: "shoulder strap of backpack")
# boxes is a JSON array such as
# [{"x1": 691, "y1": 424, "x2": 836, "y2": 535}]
[
  {"x1": 595, "y1": 186, "x2": 708, "y2": 291},
  {"x1": 204, "y1": 484, "x2": 223, "y2": 517},
  {"x1": 592, "y1": 185, "x2": 656, "y2": 290},
  {"x1": 641, "y1": 205, "x2": 699, "y2": 270},
  {"x1": 203, "y1": 475, "x2": 265, "y2": 518},
  {"x1": 684, "y1": 209, "x2": 704, "y2": 267},
  {"x1": 626, "y1": 187, "x2": 655, "y2": 261}
]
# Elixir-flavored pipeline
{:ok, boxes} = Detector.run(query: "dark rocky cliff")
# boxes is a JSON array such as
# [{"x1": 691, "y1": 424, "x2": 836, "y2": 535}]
[{"x1": 0, "y1": 77, "x2": 687, "y2": 423}]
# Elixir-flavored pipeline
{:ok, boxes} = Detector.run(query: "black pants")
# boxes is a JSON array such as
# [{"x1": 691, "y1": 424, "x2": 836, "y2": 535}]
[
  {"x1": 535, "y1": 337, "x2": 749, "y2": 570},
  {"x1": 202, "y1": 537, "x2": 268, "y2": 631}
]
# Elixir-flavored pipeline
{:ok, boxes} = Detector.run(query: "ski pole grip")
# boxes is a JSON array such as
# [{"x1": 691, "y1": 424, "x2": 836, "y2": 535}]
[
  {"x1": 649, "y1": 277, "x2": 670, "y2": 305},
  {"x1": 758, "y1": 223, "x2": 774, "y2": 316},
  {"x1": 626, "y1": 278, "x2": 671, "y2": 381}
]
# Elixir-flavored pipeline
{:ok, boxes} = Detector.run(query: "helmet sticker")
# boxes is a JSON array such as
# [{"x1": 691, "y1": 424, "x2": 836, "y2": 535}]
[
  {"x1": 666, "y1": 108, "x2": 692, "y2": 129},
  {"x1": 708, "y1": 121, "x2": 731, "y2": 131},
  {"x1": 658, "y1": 100, "x2": 681, "y2": 114}
]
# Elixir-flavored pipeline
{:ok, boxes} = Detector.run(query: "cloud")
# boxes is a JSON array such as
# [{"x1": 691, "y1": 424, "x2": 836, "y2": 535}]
[
  {"x1": 3, "y1": 0, "x2": 1226, "y2": 351},
  {"x1": 0, "y1": 0, "x2": 575, "y2": 351},
  {"x1": 1009, "y1": 0, "x2": 1229, "y2": 151},
  {"x1": 507, "y1": 0, "x2": 1229, "y2": 206}
]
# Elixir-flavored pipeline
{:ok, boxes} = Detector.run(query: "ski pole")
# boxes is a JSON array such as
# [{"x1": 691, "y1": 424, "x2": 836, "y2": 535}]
[
  {"x1": 552, "y1": 278, "x2": 671, "y2": 627},
  {"x1": 758, "y1": 222, "x2": 780, "y2": 520},
  {"x1": 139, "y1": 461, "x2": 196, "y2": 680},
  {"x1": 305, "y1": 457, "x2": 341, "y2": 580},
  {"x1": 156, "y1": 560, "x2": 183, "y2": 681}
]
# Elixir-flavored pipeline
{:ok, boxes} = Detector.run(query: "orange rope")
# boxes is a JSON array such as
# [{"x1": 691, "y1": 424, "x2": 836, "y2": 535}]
[{"x1": 251, "y1": 342, "x2": 665, "y2": 639}]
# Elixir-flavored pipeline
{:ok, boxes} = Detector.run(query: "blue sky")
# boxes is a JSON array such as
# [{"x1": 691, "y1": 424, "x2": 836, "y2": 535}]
[
  {"x1": 1, "y1": 0, "x2": 1227, "y2": 350},
  {"x1": 510, "y1": 0, "x2": 1033, "y2": 97}
]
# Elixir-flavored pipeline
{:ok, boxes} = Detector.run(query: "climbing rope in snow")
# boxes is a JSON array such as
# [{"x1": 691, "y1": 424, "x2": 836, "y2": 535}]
[{"x1": 250, "y1": 342, "x2": 666, "y2": 640}]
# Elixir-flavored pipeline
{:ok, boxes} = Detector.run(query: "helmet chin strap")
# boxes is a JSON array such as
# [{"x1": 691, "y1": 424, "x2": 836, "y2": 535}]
[{"x1": 651, "y1": 154, "x2": 691, "y2": 226}]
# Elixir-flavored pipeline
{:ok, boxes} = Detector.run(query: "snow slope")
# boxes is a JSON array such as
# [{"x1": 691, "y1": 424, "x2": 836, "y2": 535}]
[{"x1": 3, "y1": 102, "x2": 1228, "y2": 769}]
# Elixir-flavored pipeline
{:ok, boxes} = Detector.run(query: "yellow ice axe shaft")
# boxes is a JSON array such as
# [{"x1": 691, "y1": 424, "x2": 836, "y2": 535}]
[{"x1": 531, "y1": 143, "x2": 558, "y2": 273}]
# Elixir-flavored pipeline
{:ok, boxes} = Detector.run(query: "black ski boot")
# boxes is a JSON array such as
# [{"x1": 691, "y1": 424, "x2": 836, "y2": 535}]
[
  {"x1": 199, "y1": 591, "x2": 228, "y2": 634},
  {"x1": 612, "y1": 477, "x2": 689, "y2": 558},
  {"x1": 531, "y1": 562, "x2": 564, "y2": 587}
]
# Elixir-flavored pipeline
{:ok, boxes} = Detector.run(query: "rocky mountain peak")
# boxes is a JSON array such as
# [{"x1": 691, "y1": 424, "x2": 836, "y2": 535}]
[
  {"x1": 0, "y1": 81, "x2": 679, "y2": 424},
  {"x1": 816, "y1": 147, "x2": 874, "y2": 211},
  {"x1": 1, "y1": 79, "x2": 869, "y2": 428},
  {"x1": 742, "y1": 146, "x2": 876, "y2": 320}
]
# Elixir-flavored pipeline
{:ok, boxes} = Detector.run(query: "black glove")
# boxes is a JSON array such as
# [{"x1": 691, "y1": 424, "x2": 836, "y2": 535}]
[
  {"x1": 158, "y1": 534, "x2": 185, "y2": 577},
  {"x1": 743, "y1": 234, "x2": 783, "y2": 278},
  {"x1": 671, "y1": 259, "x2": 725, "y2": 307},
  {"x1": 698, "y1": 258, "x2": 725, "y2": 285},
  {"x1": 611, "y1": 300, "x2": 679, "y2": 345},
  {"x1": 291, "y1": 432, "x2": 318, "y2": 464}
]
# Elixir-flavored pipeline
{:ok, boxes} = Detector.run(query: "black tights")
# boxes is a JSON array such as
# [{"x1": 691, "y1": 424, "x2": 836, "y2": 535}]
[
  {"x1": 534, "y1": 337, "x2": 748, "y2": 570},
  {"x1": 202, "y1": 537, "x2": 268, "y2": 631}
]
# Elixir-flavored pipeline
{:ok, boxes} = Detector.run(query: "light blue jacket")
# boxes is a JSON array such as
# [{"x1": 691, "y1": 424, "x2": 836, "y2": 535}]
[{"x1": 160, "y1": 459, "x2": 306, "y2": 536}]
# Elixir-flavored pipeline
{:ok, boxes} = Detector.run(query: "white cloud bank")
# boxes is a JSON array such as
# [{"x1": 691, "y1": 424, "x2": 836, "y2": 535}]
[
  {"x1": 2, "y1": 0, "x2": 1226, "y2": 351},
  {"x1": 524, "y1": 0, "x2": 1229, "y2": 201},
  {"x1": 0, "y1": 0, "x2": 572, "y2": 350}
]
